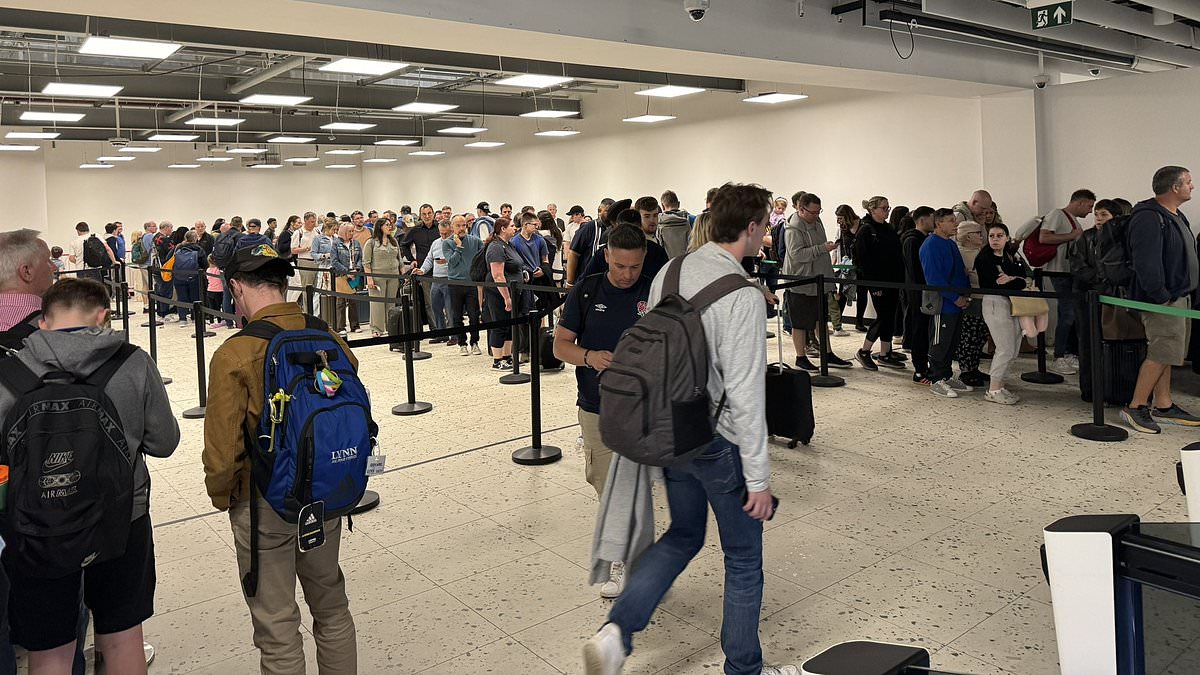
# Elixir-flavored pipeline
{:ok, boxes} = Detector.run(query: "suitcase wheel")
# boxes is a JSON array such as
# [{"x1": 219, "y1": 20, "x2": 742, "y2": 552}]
[{"x1": 787, "y1": 440, "x2": 799, "y2": 449}]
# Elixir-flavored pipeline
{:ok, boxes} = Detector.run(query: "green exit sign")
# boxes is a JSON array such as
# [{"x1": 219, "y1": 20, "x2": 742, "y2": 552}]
[{"x1": 1031, "y1": 1, "x2": 1073, "y2": 29}]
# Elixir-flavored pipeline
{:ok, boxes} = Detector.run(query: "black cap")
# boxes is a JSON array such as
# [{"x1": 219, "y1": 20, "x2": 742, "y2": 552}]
[
  {"x1": 225, "y1": 244, "x2": 294, "y2": 278},
  {"x1": 607, "y1": 199, "x2": 633, "y2": 219},
  {"x1": 566, "y1": 205, "x2": 585, "y2": 216},
  {"x1": 476, "y1": 201, "x2": 490, "y2": 212}
]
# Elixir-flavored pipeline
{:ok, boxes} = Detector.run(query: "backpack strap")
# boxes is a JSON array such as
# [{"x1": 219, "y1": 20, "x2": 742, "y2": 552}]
[
  {"x1": 688, "y1": 274, "x2": 755, "y2": 312},
  {"x1": 234, "y1": 319, "x2": 284, "y2": 342},
  {"x1": 662, "y1": 254, "x2": 688, "y2": 297},
  {"x1": 0, "y1": 357, "x2": 40, "y2": 399},
  {"x1": 85, "y1": 343, "x2": 138, "y2": 390}
]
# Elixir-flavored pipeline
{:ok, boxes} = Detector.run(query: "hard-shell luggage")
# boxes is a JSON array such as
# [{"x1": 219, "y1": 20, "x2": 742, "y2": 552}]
[
  {"x1": 539, "y1": 327, "x2": 563, "y2": 370},
  {"x1": 1080, "y1": 339, "x2": 1146, "y2": 406},
  {"x1": 387, "y1": 306, "x2": 405, "y2": 353},
  {"x1": 766, "y1": 313, "x2": 815, "y2": 448}
]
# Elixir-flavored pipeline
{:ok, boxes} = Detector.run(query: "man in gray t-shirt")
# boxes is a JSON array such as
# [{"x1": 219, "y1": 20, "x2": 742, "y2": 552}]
[{"x1": 1040, "y1": 189, "x2": 1096, "y2": 374}]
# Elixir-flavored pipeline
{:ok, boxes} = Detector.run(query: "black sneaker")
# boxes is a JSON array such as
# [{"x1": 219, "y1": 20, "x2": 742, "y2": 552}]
[
  {"x1": 1121, "y1": 406, "x2": 1161, "y2": 434},
  {"x1": 824, "y1": 353, "x2": 853, "y2": 369},
  {"x1": 958, "y1": 370, "x2": 988, "y2": 388},
  {"x1": 1151, "y1": 404, "x2": 1200, "y2": 427},
  {"x1": 854, "y1": 324, "x2": 867, "y2": 333},
  {"x1": 794, "y1": 356, "x2": 819, "y2": 372},
  {"x1": 873, "y1": 351, "x2": 908, "y2": 362},
  {"x1": 856, "y1": 350, "x2": 878, "y2": 371},
  {"x1": 875, "y1": 353, "x2": 906, "y2": 369}
]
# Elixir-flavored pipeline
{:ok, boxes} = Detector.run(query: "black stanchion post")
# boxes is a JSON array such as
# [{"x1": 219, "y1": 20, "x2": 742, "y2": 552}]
[
  {"x1": 501, "y1": 283, "x2": 531, "y2": 385},
  {"x1": 182, "y1": 301, "x2": 208, "y2": 419},
  {"x1": 119, "y1": 279, "x2": 131, "y2": 338},
  {"x1": 191, "y1": 272, "x2": 215, "y2": 339},
  {"x1": 512, "y1": 312, "x2": 562, "y2": 465},
  {"x1": 1071, "y1": 291, "x2": 1128, "y2": 441},
  {"x1": 304, "y1": 284, "x2": 316, "y2": 317},
  {"x1": 392, "y1": 294, "x2": 433, "y2": 416},
  {"x1": 147, "y1": 296, "x2": 172, "y2": 385},
  {"x1": 812, "y1": 274, "x2": 846, "y2": 388},
  {"x1": 141, "y1": 269, "x2": 163, "y2": 328},
  {"x1": 1022, "y1": 270, "x2": 1065, "y2": 385},
  {"x1": 401, "y1": 289, "x2": 431, "y2": 361}
]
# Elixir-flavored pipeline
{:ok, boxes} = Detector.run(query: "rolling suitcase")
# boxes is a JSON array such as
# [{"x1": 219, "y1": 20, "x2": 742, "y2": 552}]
[
  {"x1": 765, "y1": 313, "x2": 815, "y2": 448},
  {"x1": 387, "y1": 306, "x2": 405, "y2": 353},
  {"x1": 1079, "y1": 339, "x2": 1146, "y2": 406},
  {"x1": 539, "y1": 327, "x2": 564, "y2": 370}
]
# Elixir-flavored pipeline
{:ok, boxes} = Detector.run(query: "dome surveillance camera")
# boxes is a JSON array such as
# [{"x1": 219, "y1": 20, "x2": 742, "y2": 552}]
[
  {"x1": 1032, "y1": 73, "x2": 1050, "y2": 89},
  {"x1": 1088, "y1": 67, "x2": 1101, "y2": 77},
  {"x1": 685, "y1": 0, "x2": 709, "y2": 21}
]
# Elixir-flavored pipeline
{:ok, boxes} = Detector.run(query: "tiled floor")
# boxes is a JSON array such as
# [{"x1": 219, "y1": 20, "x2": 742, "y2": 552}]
[{"x1": 114, "y1": 311, "x2": 1200, "y2": 674}]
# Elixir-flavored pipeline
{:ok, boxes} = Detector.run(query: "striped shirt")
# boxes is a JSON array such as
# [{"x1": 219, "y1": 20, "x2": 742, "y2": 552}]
[{"x1": 0, "y1": 293, "x2": 42, "y2": 331}]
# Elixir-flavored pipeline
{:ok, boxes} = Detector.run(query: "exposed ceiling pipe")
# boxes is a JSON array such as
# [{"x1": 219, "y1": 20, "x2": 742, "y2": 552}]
[
  {"x1": 1136, "y1": 0, "x2": 1200, "y2": 25},
  {"x1": 164, "y1": 101, "x2": 210, "y2": 123},
  {"x1": 1062, "y1": 0, "x2": 1197, "y2": 48},
  {"x1": 226, "y1": 55, "x2": 306, "y2": 95}
]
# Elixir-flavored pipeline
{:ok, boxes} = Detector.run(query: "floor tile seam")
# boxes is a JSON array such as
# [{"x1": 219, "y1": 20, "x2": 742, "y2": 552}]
[
  {"x1": 151, "y1": 587, "x2": 244, "y2": 618},
  {"x1": 842, "y1": 550, "x2": 1025, "y2": 602},
  {"x1": 650, "y1": 638, "x2": 722, "y2": 674},
  {"x1": 412, "y1": 635, "x2": 564, "y2": 675},
  {"x1": 482, "y1": 487, "x2": 588, "y2": 519},
  {"x1": 439, "y1": 485, "x2": 576, "y2": 519},
  {"x1": 809, "y1": 587, "x2": 948, "y2": 651},
  {"x1": 367, "y1": 512, "x2": 491, "y2": 549},
  {"x1": 378, "y1": 423, "x2": 580, "y2": 476},
  {"x1": 797, "y1": 507, "x2": 967, "y2": 556},
  {"x1": 939, "y1": 637, "x2": 1029, "y2": 675},
  {"x1": 176, "y1": 646, "x2": 262, "y2": 674},
  {"x1": 369, "y1": 585, "x2": 513, "y2": 639},
  {"x1": 389, "y1": 543, "x2": 554, "y2": 588}
]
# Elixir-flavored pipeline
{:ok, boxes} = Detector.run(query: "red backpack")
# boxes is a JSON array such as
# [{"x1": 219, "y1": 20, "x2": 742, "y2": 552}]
[{"x1": 1021, "y1": 209, "x2": 1076, "y2": 268}]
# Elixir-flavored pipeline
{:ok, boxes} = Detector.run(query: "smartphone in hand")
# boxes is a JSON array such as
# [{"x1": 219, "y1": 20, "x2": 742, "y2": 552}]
[{"x1": 740, "y1": 488, "x2": 780, "y2": 521}]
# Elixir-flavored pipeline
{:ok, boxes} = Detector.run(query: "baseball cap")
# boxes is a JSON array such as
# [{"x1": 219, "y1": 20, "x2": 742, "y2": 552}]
[
  {"x1": 566, "y1": 205, "x2": 585, "y2": 216},
  {"x1": 225, "y1": 244, "x2": 294, "y2": 278},
  {"x1": 476, "y1": 201, "x2": 490, "y2": 212}
]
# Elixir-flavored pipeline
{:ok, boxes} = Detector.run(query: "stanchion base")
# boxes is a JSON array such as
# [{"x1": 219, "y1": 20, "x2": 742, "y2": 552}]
[
  {"x1": 391, "y1": 401, "x2": 433, "y2": 416},
  {"x1": 500, "y1": 373, "x2": 531, "y2": 385},
  {"x1": 141, "y1": 320, "x2": 164, "y2": 328},
  {"x1": 181, "y1": 406, "x2": 206, "y2": 419},
  {"x1": 350, "y1": 490, "x2": 381, "y2": 515},
  {"x1": 1070, "y1": 422, "x2": 1128, "y2": 442},
  {"x1": 161, "y1": 377, "x2": 173, "y2": 386},
  {"x1": 1021, "y1": 370, "x2": 1065, "y2": 385},
  {"x1": 191, "y1": 330, "x2": 216, "y2": 339},
  {"x1": 404, "y1": 350, "x2": 432, "y2": 361},
  {"x1": 811, "y1": 374, "x2": 846, "y2": 388},
  {"x1": 512, "y1": 445, "x2": 562, "y2": 466},
  {"x1": 765, "y1": 331, "x2": 776, "y2": 339}
]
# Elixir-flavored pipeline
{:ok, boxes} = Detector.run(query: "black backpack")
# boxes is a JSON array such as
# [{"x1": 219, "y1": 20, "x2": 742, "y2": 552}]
[
  {"x1": 470, "y1": 247, "x2": 490, "y2": 282},
  {"x1": 0, "y1": 344, "x2": 136, "y2": 578},
  {"x1": 83, "y1": 235, "x2": 111, "y2": 269},
  {"x1": 0, "y1": 312, "x2": 40, "y2": 355},
  {"x1": 212, "y1": 230, "x2": 243, "y2": 269},
  {"x1": 1097, "y1": 213, "x2": 1170, "y2": 291}
]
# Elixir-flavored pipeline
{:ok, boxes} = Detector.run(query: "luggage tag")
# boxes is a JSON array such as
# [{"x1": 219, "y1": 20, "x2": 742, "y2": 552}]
[
  {"x1": 366, "y1": 453, "x2": 385, "y2": 476},
  {"x1": 297, "y1": 501, "x2": 326, "y2": 552}
]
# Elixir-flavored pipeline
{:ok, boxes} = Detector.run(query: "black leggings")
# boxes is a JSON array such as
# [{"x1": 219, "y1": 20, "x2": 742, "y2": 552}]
[
  {"x1": 485, "y1": 288, "x2": 511, "y2": 350},
  {"x1": 865, "y1": 288, "x2": 899, "y2": 346},
  {"x1": 856, "y1": 286, "x2": 868, "y2": 325},
  {"x1": 450, "y1": 284, "x2": 481, "y2": 346}
]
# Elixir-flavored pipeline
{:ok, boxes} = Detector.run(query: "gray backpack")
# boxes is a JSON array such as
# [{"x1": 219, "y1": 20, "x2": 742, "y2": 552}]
[{"x1": 598, "y1": 254, "x2": 754, "y2": 467}]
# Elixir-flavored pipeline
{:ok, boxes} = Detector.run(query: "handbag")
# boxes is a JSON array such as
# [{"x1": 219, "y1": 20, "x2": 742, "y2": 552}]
[
  {"x1": 1010, "y1": 280, "x2": 1049, "y2": 317},
  {"x1": 1101, "y1": 303, "x2": 1146, "y2": 341},
  {"x1": 920, "y1": 290, "x2": 942, "y2": 316}
]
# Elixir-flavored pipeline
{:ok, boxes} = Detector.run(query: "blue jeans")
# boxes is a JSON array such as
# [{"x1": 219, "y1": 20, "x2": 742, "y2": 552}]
[
  {"x1": 221, "y1": 283, "x2": 236, "y2": 328},
  {"x1": 1051, "y1": 276, "x2": 1076, "y2": 358},
  {"x1": 431, "y1": 278, "x2": 450, "y2": 331},
  {"x1": 608, "y1": 435, "x2": 764, "y2": 675},
  {"x1": 174, "y1": 278, "x2": 198, "y2": 321},
  {"x1": 153, "y1": 273, "x2": 172, "y2": 318}
]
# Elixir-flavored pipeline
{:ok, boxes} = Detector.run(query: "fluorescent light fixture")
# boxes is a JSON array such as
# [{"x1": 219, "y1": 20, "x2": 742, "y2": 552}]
[
  {"x1": 465, "y1": 141, "x2": 505, "y2": 148},
  {"x1": 238, "y1": 94, "x2": 312, "y2": 106},
  {"x1": 437, "y1": 126, "x2": 487, "y2": 135},
  {"x1": 635, "y1": 85, "x2": 706, "y2": 98},
  {"x1": 80, "y1": 163, "x2": 114, "y2": 169},
  {"x1": 0, "y1": 145, "x2": 39, "y2": 152},
  {"x1": 743, "y1": 92, "x2": 809, "y2": 104},
  {"x1": 320, "y1": 122, "x2": 377, "y2": 131},
  {"x1": 95, "y1": 156, "x2": 135, "y2": 161},
  {"x1": 268, "y1": 136, "x2": 316, "y2": 144},
  {"x1": 494, "y1": 74, "x2": 573, "y2": 89},
  {"x1": 249, "y1": 164, "x2": 283, "y2": 169},
  {"x1": 284, "y1": 157, "x2": 320, "y2": 163},
  {"x1": 42, "y1": 82, "x2": 124, "y2": 98},
  {"x1": 534, "y1": 129, "x2": 580, "y2": 137},
  {"x1": 325, "y1": 164, "x2": 356, "y2": 169},
  {"x1": 520, "y1": 110, "x2": 578, "y2": 118},
  {"x1": 362, "y1": 158, "x2": 397, "y2": 163},
  {"x1": 79, "y1": 36, "x2": 182, "y2": 60},
  {"x1": 374, "y1": 139, "x2": 420, "y2": 146},
  {"x1": 6, "y1": 131, "x2": 60, "y2": 139},
  {"x1": 184, "y1": 117, "x2": 245, "y2": 127},
  {"x1": 408, "y1": 150, "x2": 445, "y2": 157},
  {"x1": 622, "y1": 114, "x2": 676, "y2": 124},
  {"x1": 168, "y1": 164, "x2": 201, "y2": 169},
  {"x1": 325, "y1": 149, "x2": 364, "y2": 155},
  {"x1": 20, "y1": 111, "x2": 85, "y2": 122},
  {"x1": 196, "y1": 156, "x2": 234, "y2": 162},
  {"x1": 319, "y1": 58, "x2": 408, "y2": 76},
  {"x1": 225, "y1": 147, "x2": 268, "y2": 154},
  {"x1": 119, "y1": 146, "x2": 161, "y2": 153},
  {"x1": 147, "y1": 133, "x2": 199, "y2": 141},
  {"x1": 392, "y1": 102, "x2": 459, "y2": 114}
]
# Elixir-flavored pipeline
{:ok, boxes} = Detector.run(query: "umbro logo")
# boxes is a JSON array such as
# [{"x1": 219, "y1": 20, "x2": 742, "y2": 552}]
[
  {"x1": 593, "y1": 303, "x2": 608, "y2": 313},
  {"x1": 43, "y1": 451, "x2": 74, "y2": 472}
]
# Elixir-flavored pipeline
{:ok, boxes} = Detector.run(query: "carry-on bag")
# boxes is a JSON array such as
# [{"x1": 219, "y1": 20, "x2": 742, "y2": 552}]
[
  {"x1": 765, "y1": 311, "x2": 815, "y2": 448},
  {"x1": 1079, "y1": 339, "x2": 1146, "y2": 406}
]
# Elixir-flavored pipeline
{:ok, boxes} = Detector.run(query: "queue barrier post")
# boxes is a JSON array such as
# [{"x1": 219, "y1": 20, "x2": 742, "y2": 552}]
[
  {"x1": 401, "y1": 283, "x2": 431, "y2": 361},
  {"x1": 1021, "y1": 270, "x2": 1066, "y2": 385},
  {"x1": 304, "y1": 284, "x2": 316, "y2": 318},
  {"x1": 191, "y1": 272, "x2": 215, "y2": 339},
  {"x1": 119, "y1": 278, "x2": 131, "y2": 339},
  {"x1": 141, "y1": 268, "x2": 164, "y2": 328},
  {"x1": 500, "y1": 282, "x2": 531, "y2": 385},
  {"x1": 812, "y1": 274, "x2": 846, "y2": 388},
  {"x1": 147, "y1": 295, "x2": 172, "y2": 386},
  {"x1": 391, "y1": 292, "x2": 433, "y2": 417},
  {"x1": 181, "y1": 301, "x2": 208, "y2": 419},
  {"x1": 512, "y1": 310, "x2": 562, "y2": 466},
  {"x1": 1070, "y1": 290, "x2": 1127, "y2": 442}
]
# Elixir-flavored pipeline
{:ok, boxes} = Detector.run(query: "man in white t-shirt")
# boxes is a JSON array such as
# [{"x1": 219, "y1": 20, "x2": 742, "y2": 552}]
[
  {"x1": 291, "y1": 211, "x2": 319, "y2": 291},
  {"x1": 67, "y1": 222, "x2": 91, "y2": 271},
  {"x1": 1040, "y1": 189, "x2": 1096, "y2": 375}
]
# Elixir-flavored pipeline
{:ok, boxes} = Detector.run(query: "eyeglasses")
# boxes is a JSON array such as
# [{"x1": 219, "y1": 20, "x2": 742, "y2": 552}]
[{"x1": 802, "y1": 206, "x2": 823, "y2": 215}]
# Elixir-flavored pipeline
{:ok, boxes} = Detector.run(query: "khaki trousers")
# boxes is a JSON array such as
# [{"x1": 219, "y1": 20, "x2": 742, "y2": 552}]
[
  {"x1": 578, "y1": 409, "x2": 614, "y2": 497},
  {"x1": 230, "y1": 497, "x2": 357, "y2": 675},
  {"x1": 368, "y1": 276, "x2": 402, "y2": 336}
]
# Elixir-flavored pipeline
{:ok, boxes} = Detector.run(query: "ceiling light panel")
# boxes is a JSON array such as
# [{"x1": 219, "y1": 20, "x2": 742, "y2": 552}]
[
  {"x1": 743, "y1": 92, "x2": 809, "y2": 104},
  {"x1": 20, "y1": 111, "x2": 85, "y2": 122},
  {"x1": 409, "y1": 150, "x2": 445, "y2": 157},
  {"x1": 167, "y1": 164, "x2": 201, "y2": 169},
  {"x1": 437, "y1": 126, "x2": 487, "y2": 135},
  {"x1": 374, "y1": 139, "x2": 420, "y2": 146},
  {"x1": 148, "y1": 133, "x2": 199, "y2": 141},
  {"x1": 239, "y1": 94, "x2": 312, "y2": 106},
  {"x1": 42, "y1": 82, "x2": 124, "y2": 98},
  {"x1": 268, "y1": 136, "x2": 316, "y2": 143},
  {"x1": 119, "y1": 146, "x2": 161, "y2": 153},
  {"x1": 196, "y1": 157, "x2": 234, "y2": 162},
  {"x1": 392, "y1": 102, "x2": 459, "y2": 114},
  {"x1": 622, "y1": 115, "x2": 676, "y2": 123},
  {"x1": 249, "y1": 164, "x2": 283, "y2": 169},
  {"x1": 494, "y1": 74, "x2": 574, "y2": 89},
  {"x1": 534, "y1": 129, "x2": 580, "y2": 137},
  {"x1": 320, "y1": 122, "x2": 377, "y2": 131},
  {"x1": 319, "y1": 58, "x2": 408, "y2": 76},
  {"x1": 80, "y1": 163, "x2": 114, "y2": 169},
  {"x1": 79, "y1": 36, "x2": 182, "y2": 60},
  {"x1": 635, "y1": 85, "x2": 706, "y2": 98},
  {"x1": 325, "y1": 164, "x2": 356, "y2": 169},
  {"x1": 95, "y1": 156, "x2": 135, "y2": 161},
  {"x1": 0, "y1": 145, "x2": 39, "y2": 152},
  {"x1": 6, "y1": 131, "x2": 60, "y2": 139},
  {"x1": 465, "y1": 141, "x2": 505, "y2": 148},
  {"x1": 362, "y1": 158, "x2": 397, "y2": 163},
  {"x1": 285, "y1": 157, "x2": 320, "y2": 163},
  {"x1": 520, "y1": 110, "x2": 579, "y2": 118},
  {"x1": 184, "y1": 117, "x2": 245, "y2": 127},
  {"x1": 225, "y1": 147, "x2": 268, "y2": 154},
  {"x1": 325, "y1": 149, "x2": 364, "y2": 155}
]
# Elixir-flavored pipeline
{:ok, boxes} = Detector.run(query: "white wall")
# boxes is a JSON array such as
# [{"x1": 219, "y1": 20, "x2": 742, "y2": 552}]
[
  {"x1": 0, "y1": 151, "x2": 49, "y2": 233},
  {"x1": 980, "y1": 90, "x2": 1038, "y2": 223}
]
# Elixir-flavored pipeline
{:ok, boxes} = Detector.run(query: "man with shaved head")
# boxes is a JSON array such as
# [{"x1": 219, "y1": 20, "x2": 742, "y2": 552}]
[{"x1": 954, "y1": 190, "x2": 1004, "y2": 225}]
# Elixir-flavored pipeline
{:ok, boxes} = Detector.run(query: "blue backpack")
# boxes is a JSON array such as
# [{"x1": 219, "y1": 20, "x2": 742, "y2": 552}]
[
  {"x1": 170, "y1": 246, "x2": 200, "y2": 281},
  {"x1": 235, "y1": 315, "x2": 378, "y2": 596}
]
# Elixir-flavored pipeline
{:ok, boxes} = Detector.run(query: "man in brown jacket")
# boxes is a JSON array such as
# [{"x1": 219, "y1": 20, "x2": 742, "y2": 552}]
[{"x1": 202, "y1": 244, "x2": 358, "y2": 675}]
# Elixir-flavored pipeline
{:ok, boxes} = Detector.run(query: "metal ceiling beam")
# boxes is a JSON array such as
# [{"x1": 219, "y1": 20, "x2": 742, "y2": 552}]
[
  {"x1": 164, "y1": 101, "x2": 210, "y2": 123},
  {"x1": 1136, "y1": 0, "x2": 1200, "y2": 25},
  {"x1": 996, "y1": 0, "x2": 1197, "y2": 48},
  {"x1": 227, "y1": 55, "x2": 306, "y2": 95}
]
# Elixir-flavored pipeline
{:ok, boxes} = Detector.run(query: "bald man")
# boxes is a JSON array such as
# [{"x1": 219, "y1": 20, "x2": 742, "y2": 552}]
[{"x1": 954, "y1": 190, "x2": 1004, "y2": 225}]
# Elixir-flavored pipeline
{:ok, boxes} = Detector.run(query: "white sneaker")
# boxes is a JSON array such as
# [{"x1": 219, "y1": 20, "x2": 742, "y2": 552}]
[
  {"x1": 833, "y1": 329, "x2": 850, "y2": 337},
  {"x1": 930, "y1": 380, "x2": 959, "y2": 398},
  {"x1": 984, "y1": 387, "x2": 1020, "y2": 405},
  {"x1": 471, "y1": 344, "x2": 482, "y2": 356},
  {"x1": 144, "y1": 642, "x2": 156, "y2": 666},
  {"x1": 600, "y1": 561, "x2": 625, "y2": 599},
  {"x1": 946, "y1": 377, "x2": 973, "y2": 392},
  {"x1": 178, "y1": 320, "x2": 189, "y2": 328},
  {"x1": 1066, "y1": 354, "x2": 1080, "y2": 368},
  {"x1": 762, "y1": 666, "x2": 800, "y2": 675},
  {"x1": 460, "y1": 345, "x2": 469, "y2": 356},
  {"x1": 162, "y1": 314, "x2": 179, "y2": 323},
  {"x1": 583, "y1": 623, "x2": 625, "y2": 675},
  {"x1": 1051, "y1": 357, "x2": 1078, "y2": 375}
]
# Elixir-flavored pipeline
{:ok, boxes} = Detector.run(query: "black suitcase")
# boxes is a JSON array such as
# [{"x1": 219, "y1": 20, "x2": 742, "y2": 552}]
[
  {"x1": 387, "y1": 306, "x2": 405, "y2": 352},
  {"x1": 765, "y1": 313, "x2": 815, "y2": 448},
  {"x1": 539, "y1": 327, "x2": 564, "y2": 370},
  {"x1": 1079, "y1": 339, "x2": 1146, "y2": 406}
]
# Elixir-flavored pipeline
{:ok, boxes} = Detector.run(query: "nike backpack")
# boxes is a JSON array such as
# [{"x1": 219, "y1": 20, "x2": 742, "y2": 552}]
[
  {"x1": 0, "y1": 344, "x2": 137, "y2": 577},
  {"x1": 83, "y1": 235, "x2": 111, "y2": 269},
  {"x1": 235, "y1": 315, "x2": 378, "y2": 596}
]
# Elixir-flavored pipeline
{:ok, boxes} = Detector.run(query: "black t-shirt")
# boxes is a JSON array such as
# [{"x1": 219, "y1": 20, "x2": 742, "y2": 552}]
[
  {"x1": 485, "y1": 238, "x2": 525, "y2": 285},
  {"x1": 570, "y1": 221, "x2": 607, "y2": 279},
  {"x1": 558, "y1": 273, "x2": 652, "y2": 414}
]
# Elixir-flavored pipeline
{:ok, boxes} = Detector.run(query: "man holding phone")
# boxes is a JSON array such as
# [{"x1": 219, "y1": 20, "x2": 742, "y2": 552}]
[{"x1": 413, "y1": 220, "x2": 453, "y2": 343}]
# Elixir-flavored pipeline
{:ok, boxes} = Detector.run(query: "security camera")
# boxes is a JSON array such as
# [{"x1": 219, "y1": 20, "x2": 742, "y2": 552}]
[
  {"x1": 1032, "y1": 73, "x2": 1049, "y2": 89},
  {"x1": 685, "y1": 0, "x2": 709, "y2": 21},
  {"x1": 1088, "y1": 67, "x2": 1101, "y2": 77},
  {"x1": 108, "y1": 137, "x2": 129, "y2": 148}
]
